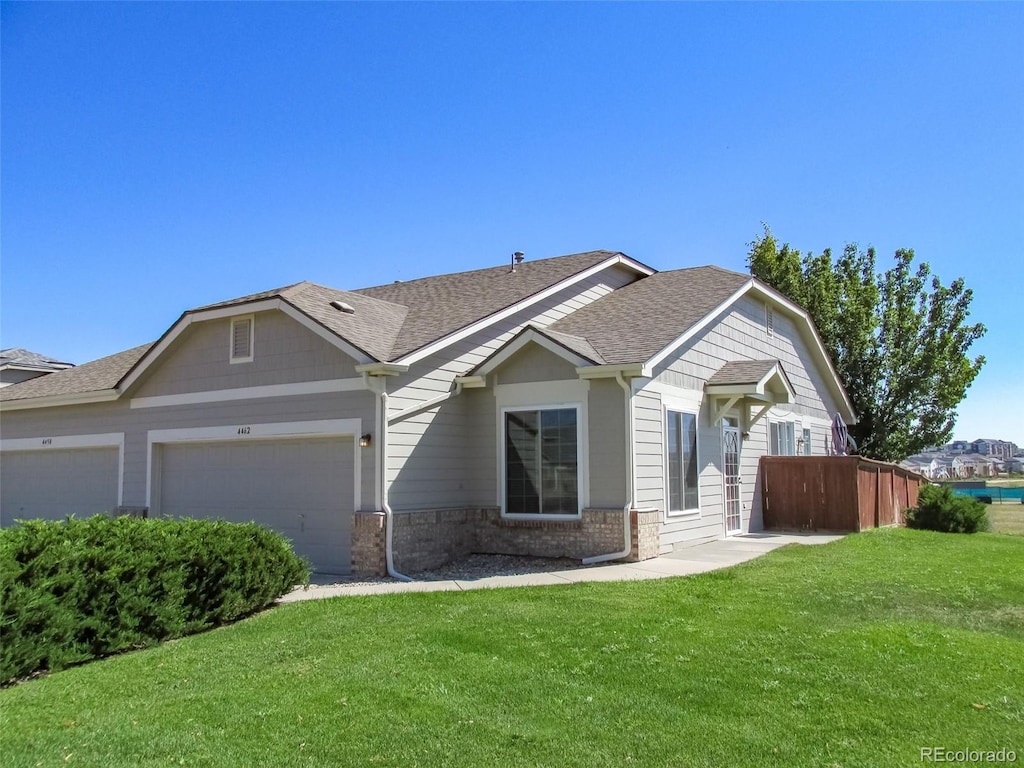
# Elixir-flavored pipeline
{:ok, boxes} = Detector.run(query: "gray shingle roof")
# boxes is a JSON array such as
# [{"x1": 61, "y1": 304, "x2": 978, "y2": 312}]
[
  {"x1": 0, "y1": 344, "x2": 153, "y2": 402},
  {"x1": 0, "y1": 348, "x2": 74, "y2": 371},
  {"x1": 547, "y1": 266, "x2": 751, "y2": 365},
  {"x1": 353, "y1": 250, "x2": 624, "y2": 359},
  {"x1": 707, "y1": 359, "x2": 780, "y2": 386},
  {"x1": 1, "y1": 251, "x2": 638, "y2": 404}
]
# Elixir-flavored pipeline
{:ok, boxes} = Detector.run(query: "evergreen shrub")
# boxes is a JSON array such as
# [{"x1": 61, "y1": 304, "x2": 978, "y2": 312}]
[
  {"x1": 1, "y1": 515, "x2": 308, "y2": 683},
  {"x1": 906, "y1": 484, "x2": 990, "y2": 534}
]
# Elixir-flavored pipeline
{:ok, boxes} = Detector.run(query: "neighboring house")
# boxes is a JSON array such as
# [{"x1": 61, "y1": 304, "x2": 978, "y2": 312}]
[
  {"x1": 0, "y1": 348, "x2": 74, "y2": 388},
  {"x1": 1005, "y1": 457, "x2": 1024, "y2": 474},
  {"x1": 0, "y1": 251, "x2": 855, "y2": 576},
  {"x1": 900, "y1": 455, "x2": 945, "y2": 480}
]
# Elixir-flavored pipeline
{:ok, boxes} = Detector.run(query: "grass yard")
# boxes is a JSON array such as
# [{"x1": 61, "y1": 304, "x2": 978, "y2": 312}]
[
  {"x1": 2, "y1": 529, "x2": 1022, "y2": 768},
  {"x1": 987, "y1": 502, "x2": 1024, "y2": 535}
]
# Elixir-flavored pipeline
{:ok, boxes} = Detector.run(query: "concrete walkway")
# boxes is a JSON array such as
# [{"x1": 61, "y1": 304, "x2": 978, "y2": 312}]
[{"x1": 279, "y1": 532, "x2": 845, "y2": 602}]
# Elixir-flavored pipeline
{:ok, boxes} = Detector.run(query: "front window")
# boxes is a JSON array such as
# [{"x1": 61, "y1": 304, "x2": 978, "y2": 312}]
[
  {"x1": 504, "y1": 408, "x2": 579, "y2": 515},
  {"x1": 667, "y1": 410, "x2": 699, "y2": 513}
]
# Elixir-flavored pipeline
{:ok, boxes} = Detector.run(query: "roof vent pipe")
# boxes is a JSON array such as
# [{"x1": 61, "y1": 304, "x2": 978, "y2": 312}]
[
  {"x1": 510, "y1": 251, "x2": 525, "y2": 273},
  {"x1": 330, "y1": 300, "x2": 356, "y2": 314}
]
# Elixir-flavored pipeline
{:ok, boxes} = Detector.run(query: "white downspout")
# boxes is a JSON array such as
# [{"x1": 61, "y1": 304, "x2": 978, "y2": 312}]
[
  {"x1": 582, "y1": 371, "x2": 634, "y2": 565},
  {"x1": 377, "y1": 383, "x2": 412, "y2": 582}
]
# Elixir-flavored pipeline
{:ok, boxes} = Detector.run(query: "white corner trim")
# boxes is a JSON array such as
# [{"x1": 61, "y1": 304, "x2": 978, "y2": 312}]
[
  {"x1": 646, "y1": 281, "x2": 754, "y2": 371},
  {"x1": 131, "y1": 377, "x2": 367, "y2": 409},
  {"x1": 1, "y1": 432, "x2": 126, "y2": 507},
  {"x1": 145, "y1": 418, "x2": 363, "y2": 512},
  {"x1": 395, "y1": 254, "x2": 652, "y2": 367}
]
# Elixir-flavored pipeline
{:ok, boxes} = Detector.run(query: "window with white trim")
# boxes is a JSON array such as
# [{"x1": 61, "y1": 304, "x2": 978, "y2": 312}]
[
  {"x1": 802, "y1": 427, "x2": 812, "y2": 456},
  {"x1": 770, "y1": 420, "x2": 797, "y2": 456},
  {"x1": 230, "y1": 316, "x2": 254, "y2": 363},
  {"x1": 504, "y1": 407, "x2": 579, "y2": 516},
  {"x1": 666, "y1": 410, "x2": 699, "y2": 513},
  {"x1": 765, "y1": 304, "x2": 775, "y2": 338}
]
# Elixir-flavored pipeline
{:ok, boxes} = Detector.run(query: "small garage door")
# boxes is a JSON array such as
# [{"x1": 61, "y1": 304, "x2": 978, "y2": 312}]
[
  {"x1": 159, "y1": 437, "x2": 353, "y2": 575},
  {"x1": 0, "y1": 448, "x2": 120, "y2": 527}
]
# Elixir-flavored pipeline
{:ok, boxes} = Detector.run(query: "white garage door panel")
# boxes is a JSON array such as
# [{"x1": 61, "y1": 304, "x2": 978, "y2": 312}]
[
  {"x1": 0, "y1": 448, "x2": 120, "y2": 527},
  {"x1": 160, "y1": 438, "x2": 352, "y2": 575}
]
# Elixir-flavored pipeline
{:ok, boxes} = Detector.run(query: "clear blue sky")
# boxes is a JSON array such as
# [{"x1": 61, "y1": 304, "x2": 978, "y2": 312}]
[{"x1": 2, "y1": 2, "x2": 1021, "y2": 444}]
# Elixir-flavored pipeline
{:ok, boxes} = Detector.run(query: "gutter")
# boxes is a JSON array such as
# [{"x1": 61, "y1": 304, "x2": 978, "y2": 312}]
[
  {"x1": 582, "y1": 370, "x2": 634, "y2": 565},
  {"x1": 364, "y1": 375, "x2": 412, "y2": 582}
]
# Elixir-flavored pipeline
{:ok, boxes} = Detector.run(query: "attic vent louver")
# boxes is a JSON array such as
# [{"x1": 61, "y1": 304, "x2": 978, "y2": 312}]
[{"x1": 330, "y1": 300, "x2": 356, "y2": 314}]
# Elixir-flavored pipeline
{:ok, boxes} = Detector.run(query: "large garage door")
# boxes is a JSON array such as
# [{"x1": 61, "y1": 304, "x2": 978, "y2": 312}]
[
  {"x1": 0, "y1": 448, "x2": 120, "y2": 527},
  {"x1": 159, "y1": 437, "x2": 353, "y2": 575}
]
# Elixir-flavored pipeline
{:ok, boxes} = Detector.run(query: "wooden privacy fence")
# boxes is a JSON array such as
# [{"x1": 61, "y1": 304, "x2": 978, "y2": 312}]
[{"x1": 760, "y1": 456, "x2": 926, "y2": 532}]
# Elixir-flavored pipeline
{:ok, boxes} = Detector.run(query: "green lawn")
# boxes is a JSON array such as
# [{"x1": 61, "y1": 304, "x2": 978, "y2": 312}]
[
  {"x1": 2, "y1": 529, "x2": 1022, "y2": 767},
  {"x1": 988, "y1": 503, "x2": 1024, "y2": 535}
]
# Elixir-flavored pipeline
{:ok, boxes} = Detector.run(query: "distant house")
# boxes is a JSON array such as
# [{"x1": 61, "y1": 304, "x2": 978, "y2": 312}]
[
  {"x1": 0, "y1": 251, "x2": 856, "y2": 576},
  {"x1": 900, "y1": 456, "x2": 937, "y2": 479},
  {"x1": 0, "y1": 349, "x2": 73, "y2": 388}
]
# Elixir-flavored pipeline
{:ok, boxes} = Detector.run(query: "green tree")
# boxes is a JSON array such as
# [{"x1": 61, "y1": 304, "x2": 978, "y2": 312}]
[{"x1": 747, "y1": 225, "x2": 986, "y2": 462}]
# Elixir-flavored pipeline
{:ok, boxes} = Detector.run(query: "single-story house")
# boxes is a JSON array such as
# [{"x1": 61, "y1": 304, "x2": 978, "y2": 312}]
[
  {"x1": 0, "y1": 250, "x2": 855, "y2": 576},
  {"x1": 0, "y1": 348, "x2": 74, "y2": 388}
]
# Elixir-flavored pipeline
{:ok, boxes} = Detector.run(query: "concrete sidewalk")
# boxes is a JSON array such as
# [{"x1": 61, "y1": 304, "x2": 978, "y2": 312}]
[{"x1": 279, "y1": 532, "x2": 845, "y2": 602}]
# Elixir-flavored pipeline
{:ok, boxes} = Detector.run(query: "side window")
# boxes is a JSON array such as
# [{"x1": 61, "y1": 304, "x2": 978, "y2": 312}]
[
  {"x1": 770, "y1": 420, "x2": 797, "y2": 455},
  {"x1": 666, "y1": 410, "x2": 699, "y2": 513}
]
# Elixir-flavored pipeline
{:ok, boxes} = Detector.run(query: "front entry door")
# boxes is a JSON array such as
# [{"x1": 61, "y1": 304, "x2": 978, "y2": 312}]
[{"x1": 723, "y1": 419, "x2": 742, "y2": 534}]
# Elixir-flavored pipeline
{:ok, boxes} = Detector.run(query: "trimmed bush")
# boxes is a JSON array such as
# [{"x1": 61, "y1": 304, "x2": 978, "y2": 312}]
[
  {"x1": 1, "y1": 515, "x2": 308, "y2": 683},
  {"x1": 906, "y1": 484, "x2": 990, "y2": 534}
]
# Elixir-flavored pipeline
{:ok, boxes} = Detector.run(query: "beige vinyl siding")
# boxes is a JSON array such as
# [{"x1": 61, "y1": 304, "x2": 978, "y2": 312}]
[
  {"x1": 587, "y1": 378, "x2": 626, "y2": 509},
  {"x1": 653, "y1": 295, "x2": 844, "y2": 420},
  {"x1": 133, "y1": 310, "x2": 360, "y2": 398},
  {"x1": 385, "y1": 264, "x2": 639, "y2": 512},
  {"x1": 632, "y1": 388, "x2": 664, "y2": 510},
  {"x1": 0, "y1": 390, "x2": 377, "y2": 512}
]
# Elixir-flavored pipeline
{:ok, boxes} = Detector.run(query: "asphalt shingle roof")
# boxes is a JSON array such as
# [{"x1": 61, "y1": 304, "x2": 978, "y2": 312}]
[
  {"x1": 0, "y1": 344, "x2": 153, "y2": 402},
  {"x1": 353, "y1": 250, "x2": 624, "y2": 359},
  {"x1": 706, "y1": 359, "x2": 781, "y2": 386},
  {"x1": 0, "y1": 348, "x2": 74, "y2": 370},
  {"x1": 547, "y1": 266, "x2": 751, "y2": 365},
  {"x1": 0, "y1": 251, "x2": 636, "y2": 403}
]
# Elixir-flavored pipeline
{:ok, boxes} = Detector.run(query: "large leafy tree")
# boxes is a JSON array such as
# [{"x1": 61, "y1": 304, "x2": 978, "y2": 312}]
[{"x1": 747, "y1": 226, "x2": 986, "y2": 462}]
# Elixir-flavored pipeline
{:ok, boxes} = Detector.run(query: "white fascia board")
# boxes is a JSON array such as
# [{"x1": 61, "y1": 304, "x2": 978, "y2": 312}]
[
  {"x1": 131, "y1": 377, "x2": 367, "y2": 409},
  {"x1": 645, "y1": 280, "x2": 754, "y2": 371},
  {"x1": 120, "y1": 298, "x2": 375, "y2": 393},
  {"x1": 394, "y1": 254, "x2": 653, "y2": 367},
  {"x1": 474, "y1": 328, "x2": 593, "y2": 377},
  {"x1": 576, "y1": 363, "x2": 650, "y2": 380},
  {"x1": 0, "y1": 390, "x2": 120, "y2": 412}
]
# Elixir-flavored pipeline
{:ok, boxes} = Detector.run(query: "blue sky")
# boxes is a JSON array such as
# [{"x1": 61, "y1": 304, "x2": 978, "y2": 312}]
[{"x1": 2, "y1": 2, "x2": 1022, "y2": 444}]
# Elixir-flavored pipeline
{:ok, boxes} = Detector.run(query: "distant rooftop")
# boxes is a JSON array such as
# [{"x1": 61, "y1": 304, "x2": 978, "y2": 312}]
[{"x1": 0, "y1": 348, "x2": 75, "y2": 372}]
